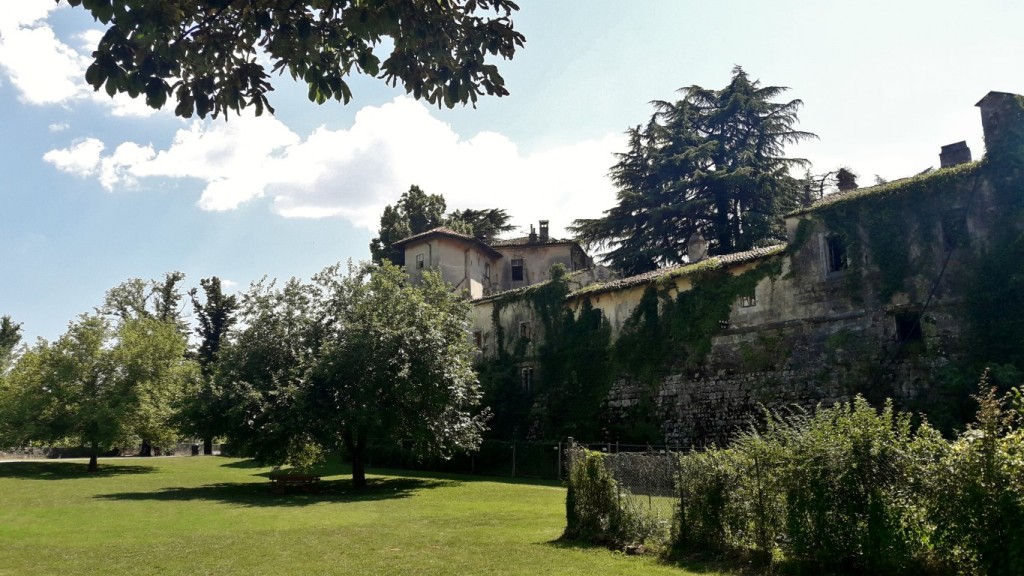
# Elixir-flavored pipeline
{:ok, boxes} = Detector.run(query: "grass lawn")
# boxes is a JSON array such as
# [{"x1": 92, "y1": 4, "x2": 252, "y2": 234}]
[{"x1": 0, "y1": 456, "x2": 726, "y2": 575}]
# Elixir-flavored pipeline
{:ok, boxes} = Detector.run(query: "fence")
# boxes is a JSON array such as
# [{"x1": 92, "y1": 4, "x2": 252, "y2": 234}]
[
  {"x1": 365, "y1": 439, "x2": 565, "y2": 479},
  {"x1": 563, "y1": 438, "x2": 681, "y2": 546},
  {"x1": 362, "y1": 439, "x2": 684, "y2": 482}
]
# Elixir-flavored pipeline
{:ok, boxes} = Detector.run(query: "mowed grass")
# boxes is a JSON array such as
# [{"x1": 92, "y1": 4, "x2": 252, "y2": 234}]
[{"x1": 0, "y1": 457, "x2": 724, "y2": 576}]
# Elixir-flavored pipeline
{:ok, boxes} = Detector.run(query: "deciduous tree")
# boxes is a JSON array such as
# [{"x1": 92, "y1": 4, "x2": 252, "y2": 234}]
[
  {"x1": 65, "y1": 0, "x2": 525, "y2": 118},
  {"x1": 178, "y1": 277, "x2": 239, "y2": 454},
  {"x1": 219, "y1": 262, "x2": 486, "y2": 488},
  {"x1": 0, "y1": 315, "x2": 21, "y2": 372},
  {"x1": 0, "y1": 315, "x2": 197, "y2": 471},
  {"x1": 571, "y1": 67, "x2": 815, "y2": 275}
]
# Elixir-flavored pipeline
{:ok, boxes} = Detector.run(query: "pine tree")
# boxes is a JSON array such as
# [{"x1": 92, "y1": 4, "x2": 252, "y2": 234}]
[{"x1": 571, "y1": 67, "x2": 815, "y2": 275}]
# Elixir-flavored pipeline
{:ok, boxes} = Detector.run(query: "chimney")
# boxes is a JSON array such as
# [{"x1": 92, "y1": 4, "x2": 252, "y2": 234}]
[
  {"x1": 528, "y1": 224, "x2": 537, "y2": 243},
  {"x1": 976, "y1": 91, "x2": 1024, "y2": 162},
  {"x1": 940, "y1": 141, "x2": 972, "y2": 168},
  {"x1": 837, "y1": 168, "x2": 858, "y2": 192},
  {"x1": 539, "y1": 220, "x2": 549, "y2": 243},
  {"x1": 686, "y1": 232, "x2": 708, "y2": 263}
]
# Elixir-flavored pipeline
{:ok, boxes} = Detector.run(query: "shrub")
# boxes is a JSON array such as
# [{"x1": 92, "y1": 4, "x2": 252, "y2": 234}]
[
  {"x1": 925, "y1": 380, "x2": 1024, "y2": 576},
  {"x1": 563, "y1": 448, "x2": 661, "y2": 547},
  {"x1": 776, "y1": 397, "x2": 941, "y2": 572},
  {"x1": 674, "y1": 447, "x2": 744, "y2": 554},
  {"x1": 670, "y1": 397, "x2": 943, "y2": 572}
]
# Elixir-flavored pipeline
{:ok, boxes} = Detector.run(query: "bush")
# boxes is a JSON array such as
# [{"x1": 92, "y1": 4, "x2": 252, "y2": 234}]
[
  {"x1": 671, "y1": 397, "x2": 944, "y2": 572},
  {"x1": 925, "y1": 381, "x2": 1024, "y2": 576},
  {"x1": 563, "y1": 448, "x2": 661, "y2": 547}
]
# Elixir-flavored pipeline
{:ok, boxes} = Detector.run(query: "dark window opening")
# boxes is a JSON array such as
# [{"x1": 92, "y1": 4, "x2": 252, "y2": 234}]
[
  {"x1": 942, "y1": 209, "x2": 969, "y2": 251},
  {"x1": 519, "y1": 322, "x2": 531, "y2": 340},
  {"x1": 473, "y1": 331, "x2": 483, "y2": 349},
  {"x1": 895, "y1": 311, "x2": 924, "y2": 344},
  {"x1": 826, "y1": 235, "x2": 849, "y2": 273},
  {"x1": 416, "y1": 253, "x2": 425, "y2": 269},
  {"x1": 521, "y1": 366, "x2": 534, "y2": 392},
  {"x1": 511, "y1": 258, "x2": 524, "y2": 282},
  {"x1": 483, "y1": 262, "x2": 490, "y2": 282}
]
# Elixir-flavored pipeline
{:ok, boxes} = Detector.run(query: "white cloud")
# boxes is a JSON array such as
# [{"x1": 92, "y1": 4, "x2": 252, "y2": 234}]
[
  {"x1": 42, "y1": 137, "x2": 105, "y2": 177},
  {"x1": 0, "y1": 1, "x2": 88, "y2": 105},
  {"x1": 48, "y1": 122, "x2": 69, "y2": 132},
  {"x1": 44, "y1": 97, "x2": 624, "y2": 238},
  {"x1": 0, "y1": 1, "x2": 157, "y2": 116},
  {"x1": 98, "y1": 142, "x2": 156, "y2": 189}
]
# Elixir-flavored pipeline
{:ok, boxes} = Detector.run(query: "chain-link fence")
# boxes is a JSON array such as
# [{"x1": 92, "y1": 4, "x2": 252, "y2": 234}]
[
  {"x1": 563, "y1": 438, "x2": 681, "y2": 547},
  {"x1": 365, "y1": 439, "x2": 567, "y2": 479}
]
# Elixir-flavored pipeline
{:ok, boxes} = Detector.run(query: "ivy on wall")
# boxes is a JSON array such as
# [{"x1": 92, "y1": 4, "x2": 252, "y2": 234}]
[{"x1": 478, "y1": 265, "x2": 613, "y2": 440}]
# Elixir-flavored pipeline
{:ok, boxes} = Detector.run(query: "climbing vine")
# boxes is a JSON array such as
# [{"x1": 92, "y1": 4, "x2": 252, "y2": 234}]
[
  {"x1": 614, "y1": 257, "x2": 784, "y2": 382},
  {"x1": 478, "y1": 265, "x2": 613, "y2": 440}
]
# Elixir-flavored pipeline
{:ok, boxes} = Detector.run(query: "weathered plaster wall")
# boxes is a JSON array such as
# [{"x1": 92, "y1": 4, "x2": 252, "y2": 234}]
[
  {"x1": 494, "y1": 243, "x2": 588, "y2": 291},
  {"x1": 405, "y1": 236, "x2": 500, "y2": 299}
]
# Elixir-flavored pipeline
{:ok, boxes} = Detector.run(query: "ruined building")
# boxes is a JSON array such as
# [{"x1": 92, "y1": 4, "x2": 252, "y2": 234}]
[{"x1": 400, "y1": 91, "x2": 1024, "y2": 444}]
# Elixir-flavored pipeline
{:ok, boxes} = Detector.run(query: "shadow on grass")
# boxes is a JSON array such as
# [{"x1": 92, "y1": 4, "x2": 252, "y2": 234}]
[
  {"x1": 0, "y1": 461, "x2": 156, "y2": 480},
  {"x1": 95, "y1": 476, "x2": 456, "y2": 507},
  {"x1": 549, "y1": 538, "x2": 754, "y2": 575},
  {"x1": 375, "y1": 467, "x2": 564, "y2": 488},
  {"x1": 218, "y1": 458, "x2": 268, "y2": 470}
]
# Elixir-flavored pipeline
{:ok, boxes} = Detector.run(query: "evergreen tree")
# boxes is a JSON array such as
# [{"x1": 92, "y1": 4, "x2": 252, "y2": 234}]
[
  {"x1": 571, "y1": 67, "x2": 815, "y2": 275},
  {"x1": 369, "y1": 185, "x2": 513, "y2": 264}
]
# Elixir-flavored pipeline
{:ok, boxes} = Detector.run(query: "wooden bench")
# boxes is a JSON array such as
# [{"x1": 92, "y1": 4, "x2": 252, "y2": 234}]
[{"x1": 268, "y1": 473, "x2": 321, "y2": 494}]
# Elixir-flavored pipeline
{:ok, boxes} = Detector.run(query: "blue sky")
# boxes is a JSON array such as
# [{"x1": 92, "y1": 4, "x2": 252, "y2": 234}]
[{"x1": 2, "y1": 0, "x2": 1022, "y2": 344}]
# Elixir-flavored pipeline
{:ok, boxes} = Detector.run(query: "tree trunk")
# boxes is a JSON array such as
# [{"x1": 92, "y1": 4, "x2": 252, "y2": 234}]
[
  {"x1": 203, "y1": 438, "x2": 213, "y2": 455},
  {"x1": 344, "y1": 428, "x2": 368, "y2": 489},
  {"x1": 140, "y1": 440, "x2": 152, "y2": 457},
  {"x1": 87, "y1": 441, "x2": 99, "y2": 473}
]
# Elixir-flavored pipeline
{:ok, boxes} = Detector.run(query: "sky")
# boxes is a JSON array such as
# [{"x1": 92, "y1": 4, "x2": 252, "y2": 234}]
[{"x1": 2, "y1": 0, "x2": 1022, "y2": 344}]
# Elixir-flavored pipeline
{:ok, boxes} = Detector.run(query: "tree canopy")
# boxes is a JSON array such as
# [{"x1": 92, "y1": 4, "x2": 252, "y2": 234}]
[
  {"x1": 369, "y1": 185, "x2": 513, "y2": 264},
  {"x1": 0, "y1": 315, "x2": 22, "y2": 372},
  {"x1": 218, "y1": 262, "x2": 486, "y2": 488},
  {"x1": 65, "y1": 0, "x2": 525, "y2": 119},
  {"x1": 176, "y1": 277, "x2": 240, "y2": 455},
  {"x1": 0, "y1": 314, "x2": 197, "y2": 471},
  {"x1": 571, "y1": 67, "x2": 815, "y2": 276}
]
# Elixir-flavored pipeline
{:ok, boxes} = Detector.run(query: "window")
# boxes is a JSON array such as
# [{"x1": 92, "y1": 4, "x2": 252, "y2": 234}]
[
  {"x1": 519, "y1": 322, "x2": 531, "y2": 340},
  {"x1": 895, "y1": 311, "x2": 923, "y2": 344},
  {"x1": 511, "y1": 258, "x2": 524, "y2": 282},
  {"x1": 739, "y1": 288, "x2": 757, "y2": 308},
  {"x1": 416, "y1": 253, "x2": 425, "y2": 269},
  {"x1": 483, "y1": 262, "x2": 491, "y2": 282},
  {"x1": 825, "y1": 235, "x2": 849, "y2": 273},
  {"x1": 942, "y1": 209, "x2": 969, "y2": 251},
  {"x1": 472, "y1": 331, "x2": 483, "y2": 349},
  {"x1": 521, "y1": 366, "x2": 534, "y2": 392}
]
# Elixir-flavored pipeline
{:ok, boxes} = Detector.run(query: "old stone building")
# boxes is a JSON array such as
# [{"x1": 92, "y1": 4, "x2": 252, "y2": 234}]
[
  {"x1": 396, "y1": 92, "x2": 1023, "y2": 444},
  {"x1": 466, "y1": 90, "x2": 1024, "y2": 444},
  {"x1": 394, "y1": 220, "x2": 592, "y2": 299}
]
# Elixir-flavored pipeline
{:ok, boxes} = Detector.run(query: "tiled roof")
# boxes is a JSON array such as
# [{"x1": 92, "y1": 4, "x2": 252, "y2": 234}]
[
  {"x1": 392, "y1": 226, "x2": 503, "y2": 258},
  {"x1": 786, "y1": 161, "x2": 981, "y2": 217},
  {"x1": 569, "y1": 244, "x2": 786, "y2": 298},
  {"x1": 490, "y1": 236, "x2": 578, "y2": 247},
  {"x1": 393, "y1": 226, "x2": 475, "y2": 245}
]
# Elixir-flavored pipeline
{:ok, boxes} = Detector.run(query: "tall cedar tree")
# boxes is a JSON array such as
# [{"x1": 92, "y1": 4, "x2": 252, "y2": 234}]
[
  {"x1": 571, "y1": 67, "x2": 815, "y2": 275},
  {"x1": 370, "y1": 185, "x2": 513, "y2": 264}
]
